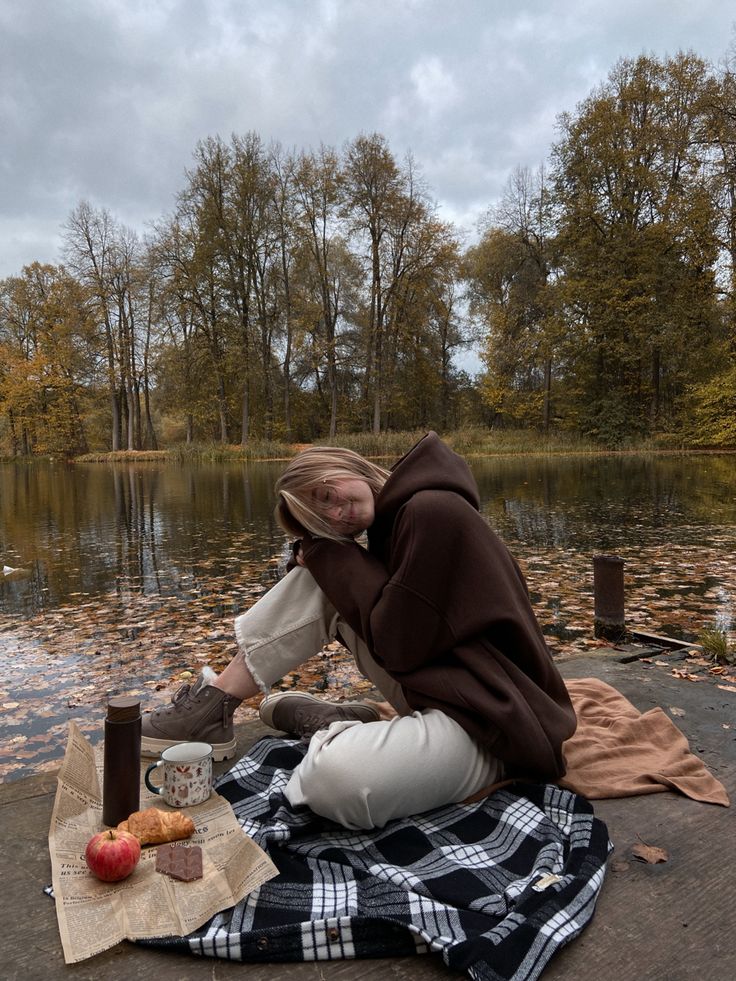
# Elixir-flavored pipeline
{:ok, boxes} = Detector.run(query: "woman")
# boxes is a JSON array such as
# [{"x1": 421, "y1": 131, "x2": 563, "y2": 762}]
[{"x1": 142, "y1": 433, "x2": 576, "y2": 829}]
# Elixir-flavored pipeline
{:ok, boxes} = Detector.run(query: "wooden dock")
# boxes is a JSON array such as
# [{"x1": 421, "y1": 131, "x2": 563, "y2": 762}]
[{"x1": 3, "y1": 649, "x2": 734, "y2": 980}]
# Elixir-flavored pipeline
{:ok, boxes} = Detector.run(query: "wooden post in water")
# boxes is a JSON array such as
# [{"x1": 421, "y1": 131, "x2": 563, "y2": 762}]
[{"x1": 593, "y1": 555, "x2": 626, "y2": 642}]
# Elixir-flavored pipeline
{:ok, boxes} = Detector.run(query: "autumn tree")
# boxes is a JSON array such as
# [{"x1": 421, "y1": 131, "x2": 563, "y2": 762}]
[
  {"x1": 269, "y1": 144, "x2": 299, "y2": 439},
  {"x1": 343, "y1": 135, "x2": 468, "y2": 432},
  {"x1": 684, "y1": 47, "x2": 736, "y2": 443},
  {"x1": 163, "y1": 134, "x2": 291, "y2": 443},
  {"x1": 463, "y1": 166, "x2": 559, "y2": 430},
  {"x1": 291, "y1": 145, "x2": 361, "y2": 437},
  {"x1": 704, "y1": 48, "x2": 736, "y2": 323},
  {"x1": 63, "y1": 203, "x2": 122, "y2": 448},
  {"x1": 0, "y1": 263, "x2": 96, "y2": 454},
  {"x1": 228, "y1": 133, "x2": 283, "y2": 442},
  {"x1": 343, "y1": 134, "x2": 408, "y2": 432},
  {"x1": 380, "y1": 205, "x2": 465, "y2": 431},
  {"x1": 153, "y1": 190, "x2": 235, "y2": 442},
  {"x1": 551, "y1": 53, "x2": 719, "y2": 442},
  {"x1": 62, "y1": 203, "x2": 159, "y2": 451},
  {"x1": 148, "y1": 255, "x2": 207, "y2": 445}
]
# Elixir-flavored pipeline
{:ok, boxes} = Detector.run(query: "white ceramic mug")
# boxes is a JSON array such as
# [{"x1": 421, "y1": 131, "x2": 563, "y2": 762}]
[{"x1": 144, "y1": 741, "x2": 213, "y2": 807}]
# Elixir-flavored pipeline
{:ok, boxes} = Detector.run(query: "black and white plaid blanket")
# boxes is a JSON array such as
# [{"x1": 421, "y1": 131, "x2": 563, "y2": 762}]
[{"x1": 144, "y1": 736, "x2": 612, "y2": 981}]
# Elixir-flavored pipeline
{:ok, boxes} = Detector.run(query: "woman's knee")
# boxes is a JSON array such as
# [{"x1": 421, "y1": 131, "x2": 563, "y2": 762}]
[
  {"x1": 283, "y1": 711, "x2": 500, "y2": 830},
  {"x1": 285, "y1": 722, "x2": 379, "y2": 828}
]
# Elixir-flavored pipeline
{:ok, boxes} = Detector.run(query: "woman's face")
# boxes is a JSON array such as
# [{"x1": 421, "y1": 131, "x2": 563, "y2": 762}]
[{"x1": 313, "y1": 478, "x2": 375, "y2": 536}]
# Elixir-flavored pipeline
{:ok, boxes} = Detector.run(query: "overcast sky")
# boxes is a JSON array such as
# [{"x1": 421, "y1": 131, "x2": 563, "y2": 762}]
[{"x1": 1, "y1": 0, "x2": 734, "y2": 280}]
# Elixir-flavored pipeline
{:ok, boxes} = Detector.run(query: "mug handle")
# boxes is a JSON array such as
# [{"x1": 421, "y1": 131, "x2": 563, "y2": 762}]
[{"x1": 144, "y1": 760, "x2": 164, "y2": 795}]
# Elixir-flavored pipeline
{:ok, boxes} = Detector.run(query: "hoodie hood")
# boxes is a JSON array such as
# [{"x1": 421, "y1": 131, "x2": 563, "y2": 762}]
[{"x1": 374, "y1": 433, "x2": 480, "y2": 521}]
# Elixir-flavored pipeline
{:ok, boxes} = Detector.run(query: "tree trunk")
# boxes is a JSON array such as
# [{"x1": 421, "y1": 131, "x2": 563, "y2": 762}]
[
  {"x1": 261, "y1": 322, "x2": 274, "y2": 441},
  {"x1": 107, "y1": 335, "x2": 120, "y2": 451},
  {"x1": 8, "y1": 409, "x2": 20, "y2": 456},
  {"x1": 542, "y1": 358, "x2": 552, "y2": 432},
  {"x1": 126, "y1": 374, "x2": 136, "y2": 451},
  {"x1": 217, "y1": 372, "x2": 229, "y2": 442},
  {"x1": 328, "y1": 336, "x2": 338, "y2": 438},
  {"x1": 72, "y1": 398, "x2": 89, "y2": 454},
  {"x1": 372, "y1": 330, "x2": 382, "y2": 434},
  {"x1": 240, "y1": 378, "x2": 250, "y2": 446},
  {"x1": 143, "y1": 374, "x2": 157, "y2": 449},
  {"x1": 240, "y1": 326, "x2": 250, "y2": 446},
  {"x1": 283, "y1": 332, "x2": 292, "y2": 440},
  {"x1": 650, "y1": 347, "x2": 660, "y2": 425}
]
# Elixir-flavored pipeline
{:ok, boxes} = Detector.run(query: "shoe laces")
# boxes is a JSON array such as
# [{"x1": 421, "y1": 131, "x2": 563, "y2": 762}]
[
  {"x1": 170, "y1": 683, "x2": 194, "y2": 710},
  {"x1": 171, "y1": 681, "x2": 232, "y2": 727},
  {"x1": 289, "y1": 708, "x2": 336, "y2": 738},
  {"x1": 156, "y1": 682, "x2": 196, "y2": 717}
]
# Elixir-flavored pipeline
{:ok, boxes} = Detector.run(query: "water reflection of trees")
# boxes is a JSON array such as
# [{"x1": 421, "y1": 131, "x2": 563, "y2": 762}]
[
  {"x1": 0, "y1": 461, "x2": 287, "y2": 613},
  {"x1": 472, "y1": 454, "x2": 736, "y2": 549},
  {"x1": 111, "y1": 467, "x2": 163, "y2": 595},
  {"x1": 105, "y1": 462, "x2": 286, "y2": 599},
  {"x1": 2, "y1": 454, "x2": 736, "y2": 616}
]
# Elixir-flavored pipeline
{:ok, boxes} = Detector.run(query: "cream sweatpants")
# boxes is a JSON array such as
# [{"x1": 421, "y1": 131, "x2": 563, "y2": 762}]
[{"x1": 234, "y1": 567, "x2": 502, "y2": 829}]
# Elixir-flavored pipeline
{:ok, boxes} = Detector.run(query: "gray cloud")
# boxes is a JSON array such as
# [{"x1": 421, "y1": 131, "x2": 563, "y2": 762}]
[{"x1": 0, "y1": 0, "x2": 733, "y2": 276}]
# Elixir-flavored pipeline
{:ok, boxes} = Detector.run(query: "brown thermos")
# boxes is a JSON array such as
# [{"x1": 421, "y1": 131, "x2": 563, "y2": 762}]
[{"x1": 102, "y1": 696, "x2": 142, "y2": 826}]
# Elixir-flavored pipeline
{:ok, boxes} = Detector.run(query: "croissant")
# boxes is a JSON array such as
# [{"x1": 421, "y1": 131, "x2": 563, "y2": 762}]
[{"x1": 117, "y1": 807, "x2": 195, "y2": 845}]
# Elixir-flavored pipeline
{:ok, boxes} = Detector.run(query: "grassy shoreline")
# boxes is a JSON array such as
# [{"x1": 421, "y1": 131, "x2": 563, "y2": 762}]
[{"x1": 4, "y1": 428, "x2": 735, "y2": 464}]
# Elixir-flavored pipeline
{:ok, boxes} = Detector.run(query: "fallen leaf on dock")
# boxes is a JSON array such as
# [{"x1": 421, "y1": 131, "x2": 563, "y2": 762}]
[
  {"x1": 671, "y1": 669, "x2": 700, "y2": 681},
  {"x1": 631, "y1": 843, "x2": 669, "y2": 864}
]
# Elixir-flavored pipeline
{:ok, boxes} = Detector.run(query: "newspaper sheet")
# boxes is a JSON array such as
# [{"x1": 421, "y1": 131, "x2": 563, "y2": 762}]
[{"x1": 48, "y1": 721, "x2": 278, "y2": 964}]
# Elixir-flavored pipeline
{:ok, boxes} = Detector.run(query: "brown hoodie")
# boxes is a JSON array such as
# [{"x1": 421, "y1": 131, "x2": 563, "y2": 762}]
[{"x1": 300, "y1": 432, "x2": 577, "y2": 780}]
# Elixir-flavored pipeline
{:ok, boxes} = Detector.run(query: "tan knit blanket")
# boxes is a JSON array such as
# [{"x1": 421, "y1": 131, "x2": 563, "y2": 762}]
[{"x1": 558, "y1": 677, "x2": 730, "y2": 806}]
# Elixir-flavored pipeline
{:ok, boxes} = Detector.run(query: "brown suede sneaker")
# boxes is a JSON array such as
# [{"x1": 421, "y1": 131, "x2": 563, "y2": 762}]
[
  {"x1": 141, "y1": 671, "x2": 241, "y2": 761},
  {"x1": 259, "y1": 691, "x2": 381, "y2": 739}
]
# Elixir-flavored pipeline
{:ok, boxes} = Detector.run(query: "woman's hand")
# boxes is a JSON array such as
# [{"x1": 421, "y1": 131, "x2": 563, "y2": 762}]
[{"x1": 286, "y1": 539, "x2": 307, "y2": 570}]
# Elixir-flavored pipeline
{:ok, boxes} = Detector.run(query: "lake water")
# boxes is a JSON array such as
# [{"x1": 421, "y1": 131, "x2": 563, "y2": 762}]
[{"x1": 2, "y1": 452, "x2": 735, "y2": 780}]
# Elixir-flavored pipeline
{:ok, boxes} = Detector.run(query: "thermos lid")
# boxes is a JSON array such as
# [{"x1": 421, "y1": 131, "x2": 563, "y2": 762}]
[{"x1": 106, "y1": 695, "x2": 141, "y2": 722}]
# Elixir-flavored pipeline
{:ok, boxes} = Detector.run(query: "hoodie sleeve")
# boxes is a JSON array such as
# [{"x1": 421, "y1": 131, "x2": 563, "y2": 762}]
[
  {"x1": 299, "y1": 532, "x2": 391, "y2": 643},
  {"x1": 301, "y1": 490, "x2": 491, "y2": 671}
]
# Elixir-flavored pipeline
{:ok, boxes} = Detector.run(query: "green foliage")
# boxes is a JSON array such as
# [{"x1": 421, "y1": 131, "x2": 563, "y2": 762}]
[
  {"x1": 318, "y1": 430, "x2": 425, "y2": 459},
  {"x1": 443, "y1": 426, "x2": 601, "y2": 456},
  {"x1": 697, "y1": 627, "x2": 735, "y2": 665},
  {"x1": 71, "y1": 427, "x2": 608, "y2": 464},
  {"x1": 684, "y1": 362, "x2": 736, "y2": 446},
  {"x1": 168, "y1": 440, "x2": 295, "y2": 462}
]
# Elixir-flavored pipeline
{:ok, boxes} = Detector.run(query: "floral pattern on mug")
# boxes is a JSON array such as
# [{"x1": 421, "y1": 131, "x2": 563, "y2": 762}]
[{"x1": 145, "y1": 743, "x2": 213, "y2": 807}]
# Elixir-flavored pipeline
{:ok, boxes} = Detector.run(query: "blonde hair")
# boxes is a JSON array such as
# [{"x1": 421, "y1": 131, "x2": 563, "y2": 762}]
[{"x1": 275, "y1": 446, "x2": 391, "y2": 542}]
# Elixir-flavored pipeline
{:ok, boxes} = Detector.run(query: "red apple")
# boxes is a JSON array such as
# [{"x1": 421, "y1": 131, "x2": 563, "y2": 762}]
[{"x1": 85, "y1": 829, "x2": 141, "y2": 882}]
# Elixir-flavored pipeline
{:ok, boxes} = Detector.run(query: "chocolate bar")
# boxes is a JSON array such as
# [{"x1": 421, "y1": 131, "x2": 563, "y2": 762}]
[{"x1": 155, "y1": 842, "x2": 203, "y2": 881}]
